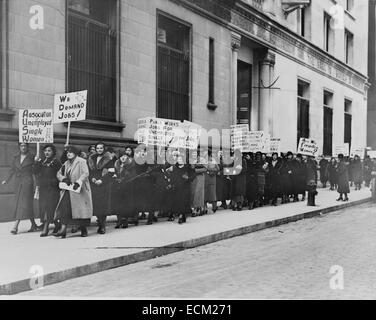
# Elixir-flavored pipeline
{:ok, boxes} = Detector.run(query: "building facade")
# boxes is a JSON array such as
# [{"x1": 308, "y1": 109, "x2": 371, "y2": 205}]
[{"x1": 0, "y1": 0, "x2": 369, "y2": 220}]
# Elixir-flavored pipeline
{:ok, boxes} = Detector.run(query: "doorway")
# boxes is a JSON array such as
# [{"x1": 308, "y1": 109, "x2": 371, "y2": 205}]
[{"x1": 237, "y1": 61, "x2": 252, "y2": 126}]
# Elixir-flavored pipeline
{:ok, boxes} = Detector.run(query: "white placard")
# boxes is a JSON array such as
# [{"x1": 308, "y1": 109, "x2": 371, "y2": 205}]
[
  {"x1": 19, "y1": 109, "x2": 53, "y2": 143},
  {"x1": 351, "y1": 146, "x2": 365, "y2": 159},
  {"x1": 367, "y1": 151, "x2": 376, "y2": 159},
  {"x1": 297, "y1": 138, "x2": 319, "y2": 157},
  {"x1": 244, "y1": 131, "x2": 265, "y2": 153},
  {"x1": 230, "y1": 124, "x2": 249, "y2": 151},
  {"x1": 53, "y1": 90, "x2": 87, "y2": 123},
  {"x1": 59, "y1": 182, "x2": 82, "y2": 193},
  {"x1": 269, "y1": 138, "x2": 281, "y2": 154},
  {"x1": 333, "y1": 143, "x2": 349, "y2": 157}
]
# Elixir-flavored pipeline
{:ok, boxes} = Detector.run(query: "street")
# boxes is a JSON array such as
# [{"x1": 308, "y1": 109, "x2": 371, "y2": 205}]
[{"x1": 19, "y1": 202, "x2": 376, "y2": 299}]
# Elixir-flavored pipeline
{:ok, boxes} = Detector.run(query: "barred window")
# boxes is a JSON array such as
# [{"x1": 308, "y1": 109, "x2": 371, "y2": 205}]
[
  {"x1": 67, "y1": 0, "x2": 117, "y2": 122},
  {"x1": 297, "y1": 80, "x2": 310, "y2": 146},
  {"x1": 157, "y1": 13, "x2": 191, "y2": 121},
  {"x1": 323, "y1": 91, "x2": 333, "y2": 156},
  {"x1": 344, "y1": 99, "x2": 352, "y2": 148}
]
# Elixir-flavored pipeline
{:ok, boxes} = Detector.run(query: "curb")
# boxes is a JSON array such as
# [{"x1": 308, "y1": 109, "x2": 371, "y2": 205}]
[{"x1": 0, "y1": 197, "x2": 371, "y2": 296}]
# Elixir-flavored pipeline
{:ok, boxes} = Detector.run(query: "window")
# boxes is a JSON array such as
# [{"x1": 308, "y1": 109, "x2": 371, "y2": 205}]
[
  {"x1": 67, "y1": 0, "x2": 118, "y2": 122},
  {"x1": 157, "y1": 13, "x2": 190, "y2": 121},
  {"x1": 323, "y1": 91, "x2": 333, "y2": 156},
  {"x1": 346, "y1": 0, "x2": 354, "y2": 12},
  {"x1": 297, "y1": 7, "x2": 305, "y2": 37},
  {"x1": 323, "y1": 12, "x2": 333, "y2": 53},
  {"x1": 208, "y1": 38, "x2": 215, "y2": 106},
  {"x1": 344, "y1": 99, "x2": 352, "y2": 147},
  {"x1": 297, "y1": 80, "x2": 310, "y2": 145},
  {"x1": 345, "y1": 29, "x2": 354, "y2": 65}
]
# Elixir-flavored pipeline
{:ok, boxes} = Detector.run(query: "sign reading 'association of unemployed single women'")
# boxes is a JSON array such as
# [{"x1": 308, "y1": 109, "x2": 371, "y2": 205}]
[{"x1": 19, "y1": 109, "x2": 54, "y2": 143}]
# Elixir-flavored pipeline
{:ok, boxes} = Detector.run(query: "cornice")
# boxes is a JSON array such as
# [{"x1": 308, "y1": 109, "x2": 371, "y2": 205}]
[{"x1": 169, "y1": 0, "x2": 368, "y2": 94}]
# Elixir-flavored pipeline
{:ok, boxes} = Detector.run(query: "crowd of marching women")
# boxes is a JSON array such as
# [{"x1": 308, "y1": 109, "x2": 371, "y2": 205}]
[{"x1": 2, "y1": 142, "x2": 375, "y2": 238}]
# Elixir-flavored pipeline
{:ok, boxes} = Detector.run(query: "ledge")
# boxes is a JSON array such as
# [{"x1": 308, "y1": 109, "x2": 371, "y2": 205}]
[
  {"x1": 0, "y1": 109, "x2": 15, "y2": 121},
  {"x1": 65, "y1": 119, "x2": 126, "y2": 132}
]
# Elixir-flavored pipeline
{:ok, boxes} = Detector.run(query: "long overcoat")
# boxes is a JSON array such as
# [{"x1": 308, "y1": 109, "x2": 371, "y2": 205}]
[
  {"x1": 336, "y1": 161, "x2": 350, "y2": 194},
  {"x1": 352, "y1": 159, "x2": 363, "y2": 184},
  {"x1": 33, "y1": 157, "x2": 62, "y2": 222},
  {"x1": 55, "y1": 156, "x2": 93, "y2": 220},
  {"x1": 111, "y1": 158, "x2": 137, "y2": 217},
  {"x1": 4, "y1": 153, "x2": 35, "y2": 220},
  {"x1": 268, "y1": 159, "x2": 282, "y2": 198},
  {"x1": 205, "y1": 161, "x2": 219, "y2": 202},
  {"x1": 191, "y1": 164, "x2": 206, "y2": 208},
  {"x1": 88, "y1": 153, "x2": 114, "y2": 217}
]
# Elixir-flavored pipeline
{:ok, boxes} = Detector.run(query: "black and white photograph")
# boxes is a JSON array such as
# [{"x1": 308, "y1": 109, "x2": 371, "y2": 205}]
[{"x1": 0, "y1": 0, "x2": 375, "y2": 308}]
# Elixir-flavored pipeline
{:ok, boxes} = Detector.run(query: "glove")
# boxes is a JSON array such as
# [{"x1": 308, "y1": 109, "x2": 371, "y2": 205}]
[
  {"x1": 73, "y1": 182, "x2": 80, "y2": 191},
  {"x1": 62, "y1": 178, "x2": 71, "y2": 186}
]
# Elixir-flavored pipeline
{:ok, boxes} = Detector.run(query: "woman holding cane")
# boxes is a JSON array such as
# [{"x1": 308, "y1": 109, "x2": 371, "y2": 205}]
[{"x1": 54, "y1": 146, "x2": 93, "y2": 238}]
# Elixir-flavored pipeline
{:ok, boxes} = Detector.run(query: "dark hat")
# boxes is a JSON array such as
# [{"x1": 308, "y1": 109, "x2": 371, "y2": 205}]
[
  {"x1": 66, "y1": 146, "x2": 80, "y2": 156},
  {"x1": 286, "y1": 151, "x2": 293, "y2": 157},
  {"x1": 338, "y1": 154, "x2": 344, "y2": 159},
  {"x1": 296, "y1": 153, "x2": 303, "y2": 158}
]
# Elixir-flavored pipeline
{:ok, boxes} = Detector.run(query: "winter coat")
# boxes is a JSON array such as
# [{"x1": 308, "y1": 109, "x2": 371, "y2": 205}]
[
  {"x1": 246, "y1": 159, "x2": 258, "y2": 202},
  {"x1": 336, "y1": 161, "x2": 350, "y2": 194},
  {"x1": 55, "y1": 156, "x2": 93, "y2": 220},
  {"x1": 319, "y1": 159, "x2": 329, "y2": 183},
  {"x1": 33, "y1": 157, "x2": 62, "y2": 222},
  {"x1": 88, "y1": 153, "x2": 114, "y2": 217},
  {"x1": 216, "y1": 159, "x2": 232, "y2": 201},
  {"x1": 231, "y1": 157, "x2": 247, "y2": 197},
  {"x1": 268, "y1": 159, "x2": 282, "y2": 197},
  {"x1": 204, "y1": 160, "x2": 219, "y2": 202},
  {"x1": 279, "y1": 159, "x2": 293, "y2": 196},
  {"x1": 110, "y1": 157, "x2": 137, "y2": 217},
  {"x1": 4, "y1": 153, "x2": 35, "y2": 221},
  {"x1": 352, "y1": 159, "x2": 363, "y2": 184},
  {"x1": 327, "y1": 161, "x2": 338, "y2": 185},
  {"x1": 171, "y1": 164, "x2": 194, "y2": 214},
  {"x1": 191, "y1": 164, "x2": 206, "y2": 208}
]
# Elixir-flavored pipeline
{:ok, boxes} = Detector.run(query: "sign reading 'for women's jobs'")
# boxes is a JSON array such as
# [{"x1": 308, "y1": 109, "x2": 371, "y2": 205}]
[
  {"x1": 19, "y1": 109, "x2": 54, "y2": 143},
  {"x1": 297, "y1": 138, "x2": 319, "y2": 157},
  {"x1": 53, "y1": 90, "x2": 87, "y2": 123}
]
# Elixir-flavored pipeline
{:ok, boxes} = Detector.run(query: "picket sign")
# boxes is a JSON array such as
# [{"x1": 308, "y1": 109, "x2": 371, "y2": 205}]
[
  {"x1": 297, "y1": 138, "x2": 319, "y2": 157},
  {"x1": 137, "y1": 117, "x2": 201, "y2": 149},
  {"x1": 350, "y1": 146, "x2": 365, "y2": 159},
  {"x1": 367, "y1": 151, "x2": 376, "y2": 159},
  {"x1": 53, "y1": 90, "x2": 88, "y2": 145},
  {"x1": 333, "y1": 143, "x2": 349, "y2": 157},
  {"x1": 269, "y1": 138, "x2": 281, "y2": 154},
  {"x1": 230, "y1": 124, "x2": 249, "y2": 151}
]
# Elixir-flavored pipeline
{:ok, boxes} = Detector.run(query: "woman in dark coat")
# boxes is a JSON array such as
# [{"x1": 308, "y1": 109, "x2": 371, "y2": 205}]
[
  {"x1": 245, "y1": 153, "x2": 258, "y2": 210},
  {"x1": 216, "y1": 150, "x2": 232, "y2": 209},
  {"x1": 88, "y1": 142, "x2": 115, "y2": 234},
  {"x1": 319, "y1": 157, "x2": 329, "y2": 188},
  {"x1": 363, "y1": 156, "x2": 373, "y2": 188},
  {"x1": 171, "y1": 153, "x2": 194, "y2": 224},
  {"x1": 111, "y1": 147, "x2": 137, "y2": 229},
  {"x1": 352, "y1": 155, "x2": 363, "y2": 190},
  {"x1": 336, "y1": 154, "x2": 350, "y2": 201},
  {"x1": 268, "y1": 152, "x2": 282, "y2": 206},
  {"x1": 327, "y1": 157, "x2": 338, "y2": 190},
  {"x1": 231, "y1": 151, "x2": 247, "y2": 211},
  {"x1": 279, "y1": 152, "x2": 294, "y2": 204},
  {"x1": 204, "y1": 154, "x2": 220, "y2": 213},
  {"x1": 254, "y1": 152, "x2": 269, "y2": 207},
  {"x1": 2, "y1": 143, "x2": 41, "y2": 234},
  {"x1": 292, "y1": 154, "x2": 307, "y2": 202},
  {"x1": 33, "y1": 144, "x2": 62, "y2": 237}
]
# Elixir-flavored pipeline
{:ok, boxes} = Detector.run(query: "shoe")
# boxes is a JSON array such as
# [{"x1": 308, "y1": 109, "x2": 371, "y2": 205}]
[
  {"x1": 10, "y1": 228, "x2": 18, "y2": 235},
  {"x1": 80, "y1": 227, "x2": 88, "y2": 237},
  {"x1": 168, "y1": 216, "x2": 175, "y2": 221},
  {"x1": 28, "y1": 225, "x2": 39, "y2": 233},
  {"x1": 54, "y1": 230, "x2": 67, "y2": 239},
  {"x1": 146, "y1": 220, "x2": 153, "y2": 225},
  {"x1": 178, "y1": 215, "x2": 185, "y2": 224},
  {"x1": 52, "y1": 224, "x2": 60, "y2": 234},
  {"x1": 40, "y1": 231, "x2": 49, "y2": 237},
  {"x1": 121, "y1": 219, "x2": 129, "y2": 229},
  {"x1": 344, "y1": 198, "x2": 349, "y2": 202},
  {"x1": 115, "y1": 222, "x2": 122, "y2": 229},
  {"x1": 212, "y1": 207, "x2": 217, "y2": 213},
  {"x1": 98, "y1": 227, "x2": 106, "y2": 235},
  {"x1": 71, "y1": 227, "x2": 79, "y2": 234},
  {"x1": 336, "y1": 198, "x2": 343, "y2": 201}
]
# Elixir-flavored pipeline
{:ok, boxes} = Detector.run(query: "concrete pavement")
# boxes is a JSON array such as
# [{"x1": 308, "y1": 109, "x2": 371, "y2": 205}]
[{"x1": 0, "y1": 187, "x2": 372, "y2": 296}]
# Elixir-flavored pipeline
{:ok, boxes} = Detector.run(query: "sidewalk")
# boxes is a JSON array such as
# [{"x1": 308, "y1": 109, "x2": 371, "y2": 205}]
[{"x1": 0, "y1": 187, "x2": 371, "y2": 295}]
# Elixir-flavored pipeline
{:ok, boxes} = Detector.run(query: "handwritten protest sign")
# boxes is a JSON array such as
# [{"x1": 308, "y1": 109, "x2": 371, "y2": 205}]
[
  {"x1": 333, "y1": 143, "x2": 350, "y2": 157},
  {"x1": 244, "y1": 131, "x2": 265, "y2": 153},
  {"x1": 19, "y1": 109, "x2": 53, "y2": 143},
  {"x1": 268, "y1": 138, "x2": 281, "y2": 154},
  {"x1": 297, "y1": 138, "x2": 319, "y2": 157},
  {"x1": 350, "y1": 146, "x2": 365, "y2": 159},
  {"x1": 367, "y1": 151, "x2": 376, "y2": 159},
  {"x1": 53, "y1": 90, "x2": 87, "y2": 124},
  {"x1": 230, "y1": 124, "x2": 249, "y2": 151},
  {"x1": 137, "y1": 118, "x2": 201, "y2": 149}
]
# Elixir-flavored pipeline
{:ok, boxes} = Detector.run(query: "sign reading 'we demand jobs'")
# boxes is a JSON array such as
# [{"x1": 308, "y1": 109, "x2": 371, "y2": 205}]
[{"x1": 53, "y1": 90, "x2": 87, "y2": 124}]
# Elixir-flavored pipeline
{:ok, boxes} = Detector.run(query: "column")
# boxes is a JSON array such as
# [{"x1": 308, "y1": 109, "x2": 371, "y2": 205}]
[
  {"x1": 259, "y1": 50, "x2": 276, "y2": 135},
  {"x1": 231, "y1": 32, "x2": 241, "y2": 125}
]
